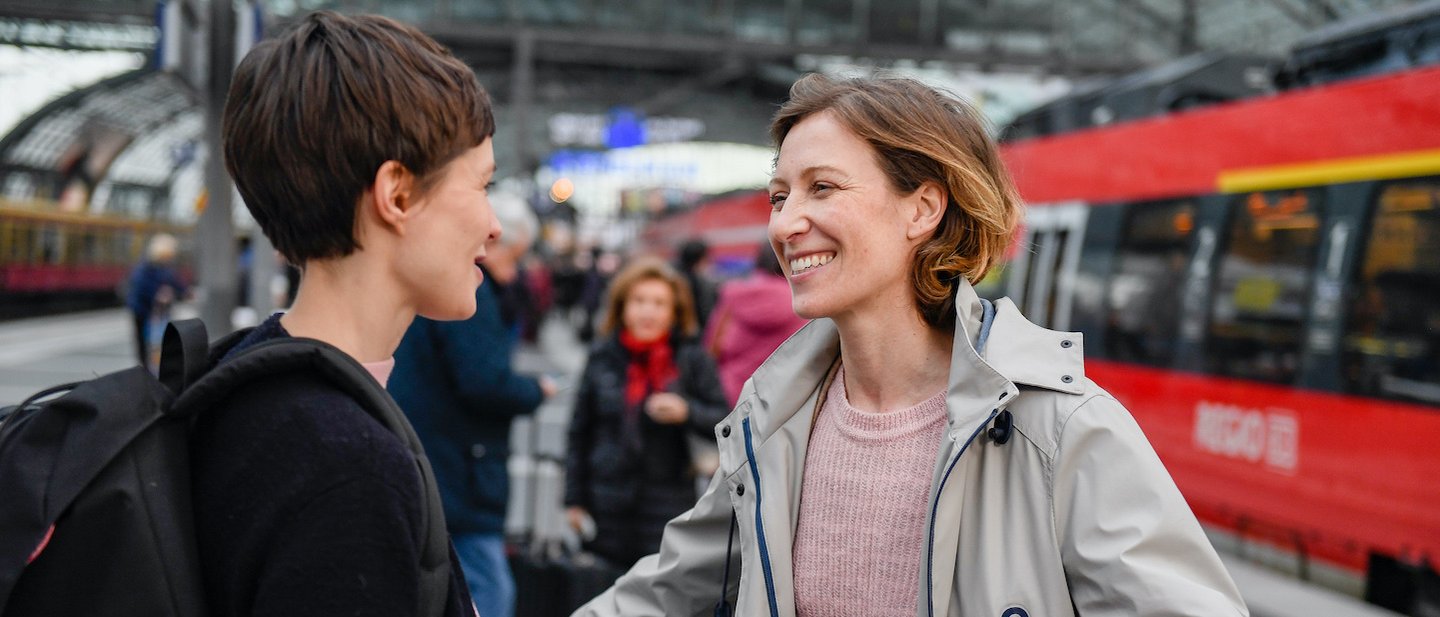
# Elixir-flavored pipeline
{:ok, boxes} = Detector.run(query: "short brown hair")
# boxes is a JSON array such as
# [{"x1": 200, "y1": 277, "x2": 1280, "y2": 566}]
[
  {"x1": 222, "y1": 11, "x2": 494, "y2": 265},
  {"x1": 770, "y1": 73, "x2": 1022, "y2": 330},
  {"x1": 599, "y1": 257, "x2": 700, "y2": 338}
]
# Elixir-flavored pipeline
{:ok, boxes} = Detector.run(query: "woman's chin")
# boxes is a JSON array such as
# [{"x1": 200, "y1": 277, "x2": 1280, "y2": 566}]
[
  {"x1": 419, "y1": 297, "x2": 477, "y2": 322},
  {"x1": 629, "y1": 328, "x2": 667, "y2": 342},
  {"x1": 790, "y1": 297, "x2": 826, "y2": 320}
]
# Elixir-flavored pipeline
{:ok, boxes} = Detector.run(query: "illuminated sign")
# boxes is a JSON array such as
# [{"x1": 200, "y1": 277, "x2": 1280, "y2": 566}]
[
  {"x1": 549, "y1": 110, "x2": 705, "y2": 148},
  {"x1": 0, "y1": 19, "x2": 157, "y2": 52}
]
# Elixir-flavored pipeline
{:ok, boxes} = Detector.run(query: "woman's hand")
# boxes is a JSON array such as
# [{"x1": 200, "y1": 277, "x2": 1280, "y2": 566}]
[
  {"x1": 566, "y1": 506, "x2": 594, "y2": 539},
  {"x1": 539, "y1": 375, "x2": 560, "y2": 399},
  {"x1": 644, "y1": 392, "x2": 689, "y2": 425}
]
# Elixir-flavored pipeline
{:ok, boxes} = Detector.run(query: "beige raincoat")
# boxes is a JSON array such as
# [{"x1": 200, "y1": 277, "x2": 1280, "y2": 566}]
[{"x1": 575, "y1": 281, "x2": 1248, "y2": 617}]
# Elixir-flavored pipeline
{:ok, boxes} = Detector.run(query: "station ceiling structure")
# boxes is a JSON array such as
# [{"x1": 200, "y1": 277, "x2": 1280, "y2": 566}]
[
  {"x1": 0, "y1": 0, "x2": 1423, "y2": 73},
  {"x1": 0, "y1": 0, "x2": 1429, "y2": 212}
]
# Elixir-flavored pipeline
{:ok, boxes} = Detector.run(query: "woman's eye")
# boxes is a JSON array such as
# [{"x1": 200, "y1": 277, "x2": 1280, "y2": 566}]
[
  {"x1": 769, "y1": 193, "x2": 788, "y2": 208},
  {"x1": 813, "y1": 182, "x2": 834, "y2": 194}
]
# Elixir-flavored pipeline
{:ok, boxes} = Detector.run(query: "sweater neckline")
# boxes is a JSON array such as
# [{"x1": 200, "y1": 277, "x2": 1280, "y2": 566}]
[{"x1": 829, "y1": 365, "x2": 948, "y2": 441}]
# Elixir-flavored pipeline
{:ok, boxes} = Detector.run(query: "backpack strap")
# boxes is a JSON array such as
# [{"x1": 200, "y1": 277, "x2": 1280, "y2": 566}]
[
  {"x1": 173, "y1": 337, "x2": 451, "y2": 617},
  {"x1": 157, "y1": 320, "x2": 209, "y2": 397}
]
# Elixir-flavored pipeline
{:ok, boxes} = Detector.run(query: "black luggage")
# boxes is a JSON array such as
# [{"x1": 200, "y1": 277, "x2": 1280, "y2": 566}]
[{"x1": 510, "y1": 546, "x2": 622, "y2": 617}]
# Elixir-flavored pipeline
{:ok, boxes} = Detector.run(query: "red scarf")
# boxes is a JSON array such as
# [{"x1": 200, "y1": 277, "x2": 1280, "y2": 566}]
[{"x1": 619, "y1": 329, "x2": 677, "y2": 407}]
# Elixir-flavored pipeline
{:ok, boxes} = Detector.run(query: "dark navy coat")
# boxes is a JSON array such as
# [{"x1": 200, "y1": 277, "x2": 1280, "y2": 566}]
[{"x1": 390, "y1": 279, "x2": 544, "y2": 535}]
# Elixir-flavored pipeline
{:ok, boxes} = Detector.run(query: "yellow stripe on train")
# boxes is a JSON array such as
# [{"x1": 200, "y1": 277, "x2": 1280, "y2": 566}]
[{"x1": 1217, "y1": 148, "x2": 1440, "y2": 193}]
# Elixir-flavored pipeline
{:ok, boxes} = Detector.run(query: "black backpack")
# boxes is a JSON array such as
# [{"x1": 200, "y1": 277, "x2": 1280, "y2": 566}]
[{"x1": 0, "y1": 319, "x2": 451, "y2": 617}]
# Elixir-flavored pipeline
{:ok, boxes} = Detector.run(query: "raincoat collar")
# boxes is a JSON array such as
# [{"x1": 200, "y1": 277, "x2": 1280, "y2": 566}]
[{"x1": 741, "y1": 280, "x2": 1085, "y2": 441}]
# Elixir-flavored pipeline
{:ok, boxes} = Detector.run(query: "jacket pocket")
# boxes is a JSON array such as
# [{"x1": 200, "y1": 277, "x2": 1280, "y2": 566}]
[{"x1": 465, "y1": 448, "x2": 508, "y2": 511}]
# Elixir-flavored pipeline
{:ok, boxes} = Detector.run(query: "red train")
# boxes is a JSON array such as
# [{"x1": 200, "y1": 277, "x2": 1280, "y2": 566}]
[
  {"x1": 641, "y1": 22, "x2": 1440, "y2": 608},
  {"x1": 638, "y1": 189, "x2": 773, "y2": 267},
  {"x1": 1002, "y1": 61, "x2": 1440, "y2": 599}
]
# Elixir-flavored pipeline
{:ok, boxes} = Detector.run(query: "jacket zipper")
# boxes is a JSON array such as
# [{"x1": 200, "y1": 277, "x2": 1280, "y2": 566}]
[
  {"x1": 925, "y1": 408, "x2": 1000, "y2": 617},
  {"x1": 743, "y1": 417, "x2": 781, "y2": 617}
]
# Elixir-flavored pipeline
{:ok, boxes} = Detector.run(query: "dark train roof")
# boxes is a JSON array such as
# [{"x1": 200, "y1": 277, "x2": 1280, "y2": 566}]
[
  {"x1": 1004, "y1": 1, "x2": 1440, "y2": 142},
  {"x1": 1001, "y1": 52, "x2": 1275, "y2": 142},
  {"x1": 1275, "y1": 0, "x2": 1440, "y2": 89}
]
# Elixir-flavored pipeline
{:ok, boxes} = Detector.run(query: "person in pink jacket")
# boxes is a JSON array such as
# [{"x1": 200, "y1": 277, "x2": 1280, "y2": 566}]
[{"x1": 704, "y1": 244, "x2": 809, "y2": 406}]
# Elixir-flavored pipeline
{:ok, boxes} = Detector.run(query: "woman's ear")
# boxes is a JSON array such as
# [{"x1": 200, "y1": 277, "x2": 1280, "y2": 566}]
[
  {"x1": 366, "y1": 160, "x2": 415, "y2": 233},
  {"x1": 906, "y1": 181, "x2": 947, "y2": 241}
]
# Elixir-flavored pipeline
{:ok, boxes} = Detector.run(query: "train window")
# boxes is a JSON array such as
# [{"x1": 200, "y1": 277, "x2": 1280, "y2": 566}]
[
  {"x1": 66, "y1": 230, "x2": 84, "y2": 265},
  {"x1": 1043, "y1": 229, "x2": 1070, "y2": 326},
  {"x1": 12, "y1": 223, "x2": 24, "y2": 265},
  {"x1": 86, "y1": 231, "x2": 98, "y2": 263},
  {"x1": 15, "y1": 221, "x2": 34, "y2": 264},
  {"x1": 1207, "y1": 189, "x2": 1325, "y2": 384},
  {"x1": 1018, "y1": 247, "x2": 1038, "y2": 308},
  {"x1": 0, "y1": 219, "x2": 10, "y2": 265},
  {"x1": 118, "y1": 228, "x2": 138, "y2": 264},
  {"x1": 1105, "y1": 199, "x2": 1195, "y2": 367},
  {"x1": 39, "y1": 225, "x2": 62, "y2": 265},
  {"x1": 1343, "y1": 179, "x2": 1440, "y2": 406},
  {"x1": 972, "y1": 263, "x2": 1008, "y2": 301}
]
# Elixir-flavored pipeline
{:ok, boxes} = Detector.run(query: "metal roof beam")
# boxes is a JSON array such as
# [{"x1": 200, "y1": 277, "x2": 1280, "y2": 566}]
[
  {"x1": 0, "y1": 16, "x2": 157, "y2": 52},
  {"x1": 1109, "y1": 0, "x2": 1182, "y2": 37},
  {"x1": 1301, "y1": 0, "x2": 1343, "y2": 21},
  {"x1": 1259, "y1": 0, "x2": 1327, "y2": 27},
  {"x1": 0, "y1": 2, "x2": 153, "y2": 25},
  {"x1": 418, "y1": 21, "x2": 1140, "y2": 76}
]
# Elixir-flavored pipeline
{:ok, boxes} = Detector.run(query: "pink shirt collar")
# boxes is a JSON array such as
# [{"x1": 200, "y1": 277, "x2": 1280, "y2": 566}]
[{"x1": 361, "y1": 357, "x2": 396, "y2": 388}]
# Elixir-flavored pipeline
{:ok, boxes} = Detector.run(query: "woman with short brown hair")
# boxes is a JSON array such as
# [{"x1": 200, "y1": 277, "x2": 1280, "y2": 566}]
[
  {"x1": 193, "y1": 11, "x2": 498, "y2": 616},
  {"x1": 574, "y1": 74, "x2": 1247, "y2": 617}
]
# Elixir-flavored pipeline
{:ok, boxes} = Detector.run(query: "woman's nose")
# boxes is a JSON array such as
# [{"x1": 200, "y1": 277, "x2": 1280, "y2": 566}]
[{"x1": 768, "y1": 201, "x2": 809, "y2": 245}]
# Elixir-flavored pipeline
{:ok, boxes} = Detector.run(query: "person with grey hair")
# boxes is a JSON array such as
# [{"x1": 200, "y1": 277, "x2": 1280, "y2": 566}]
[
  {"x1": 486, "y1": 192, "x2": 541, "y2": 338},
  {"x1": 390, "y1": 190, "x2": 556, "y2": 617},
  {"x1": 124, "y1": 233, "x2": 188, "y2": 370}
]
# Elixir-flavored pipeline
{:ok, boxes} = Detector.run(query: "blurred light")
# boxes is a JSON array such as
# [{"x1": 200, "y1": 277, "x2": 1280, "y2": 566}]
[
  {"x1": 549, "y1": 177, "x2": 575, "y2": 203},
  {"x1": 1174, "y1": 210, "x2": 1194, "y2": 234}
]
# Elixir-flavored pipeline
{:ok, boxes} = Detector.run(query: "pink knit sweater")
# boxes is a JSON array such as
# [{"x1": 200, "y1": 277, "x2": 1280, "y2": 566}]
[{"x1": 793, "y1": 366, "x2": 948, "y2": 617}]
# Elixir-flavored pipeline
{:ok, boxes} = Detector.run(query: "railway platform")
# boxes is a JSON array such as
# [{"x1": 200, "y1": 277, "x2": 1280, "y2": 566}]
[{"x1": 0, "y1": 308, "x2": 1407, "y2": 617}]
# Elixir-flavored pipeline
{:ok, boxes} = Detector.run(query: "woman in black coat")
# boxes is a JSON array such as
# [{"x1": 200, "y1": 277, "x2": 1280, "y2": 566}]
[{"x1": 564, "y1": 257, "x2": 729, "y2": 567}]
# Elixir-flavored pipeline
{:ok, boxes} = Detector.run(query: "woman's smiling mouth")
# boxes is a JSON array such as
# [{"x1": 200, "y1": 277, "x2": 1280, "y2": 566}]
[{"x1": 789, "y1": 252, "x2": 835, "y2": 276}]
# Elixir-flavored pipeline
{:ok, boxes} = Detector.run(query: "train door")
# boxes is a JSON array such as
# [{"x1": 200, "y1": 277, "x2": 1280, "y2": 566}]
[
  {"x1": 1171, "y1": 194, "x2": 1231, "y2": 372},
  {"x1": 1105, "y1": 197, "x2": 1207, "y2": 370},
  {"x1": 1068, "y1": 204, "x2": 1124, "y2": 358},
  {"x1": 1201, "y1": 187, "x2": 1328, "y2": 384},
  {"x1": 1335, "y1": 176, "x2": 1440, "y2": 405},
  {"x1": 1297, "y1": 181, "x2": 1373, "y2": 391},
  {"x1": 1010, "y1": 202, "x2": 1087, "y2": 330}
]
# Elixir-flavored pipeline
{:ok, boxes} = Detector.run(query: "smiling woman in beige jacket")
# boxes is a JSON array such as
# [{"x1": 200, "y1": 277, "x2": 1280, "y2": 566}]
[{"x1": 573, "y1": 73, "x2": 1248, "y2": 617}]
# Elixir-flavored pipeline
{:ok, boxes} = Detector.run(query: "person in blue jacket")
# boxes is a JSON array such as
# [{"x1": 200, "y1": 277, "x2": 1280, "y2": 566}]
[
  {"x1": 125, "y1": 233, "x2": 188, "y2": 370},
  {"x1": 391, "y1": 192, "x2": 556, "y2": 617}
]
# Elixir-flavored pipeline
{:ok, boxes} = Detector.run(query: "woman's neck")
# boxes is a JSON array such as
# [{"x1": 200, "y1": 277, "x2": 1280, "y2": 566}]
[
  {"x1": 280, "y1": 256, "x2": 414, "y2": 363},
  {"x1": 834, "y1": 305, "x2": 952, "y2": 413}
]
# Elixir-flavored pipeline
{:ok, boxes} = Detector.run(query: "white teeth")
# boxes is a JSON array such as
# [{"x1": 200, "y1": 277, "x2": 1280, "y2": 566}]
[{"x1": 789, "y1": 253, "x2": 834, "y2": 275}]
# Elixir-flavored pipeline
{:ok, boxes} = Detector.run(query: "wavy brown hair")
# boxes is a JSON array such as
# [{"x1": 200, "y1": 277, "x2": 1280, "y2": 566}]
[
  {"x1": 598, "y1": 256, "x2": 700, "y2": 338},
  {"x1": 769, "y1": 73, "x2": 1022, "y2": 330}
]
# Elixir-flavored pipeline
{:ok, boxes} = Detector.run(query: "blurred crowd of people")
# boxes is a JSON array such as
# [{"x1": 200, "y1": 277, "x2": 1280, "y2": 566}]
[{"x1": 498, "y1": 236, "x2": 809, "y2": 571}]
